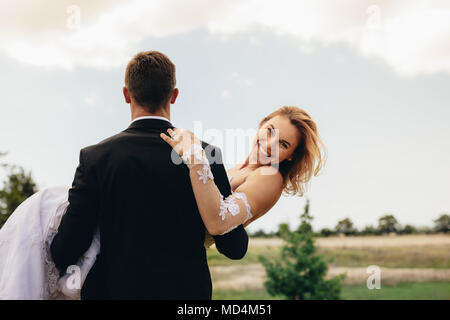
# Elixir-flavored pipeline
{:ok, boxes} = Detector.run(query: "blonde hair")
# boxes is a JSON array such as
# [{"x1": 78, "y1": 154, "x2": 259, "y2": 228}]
[{"x1": 244, "y1": 106, "x2": 326, "y2": 196}]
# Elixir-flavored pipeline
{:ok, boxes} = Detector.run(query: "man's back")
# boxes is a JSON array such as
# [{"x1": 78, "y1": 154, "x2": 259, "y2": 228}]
[
  {"x1": 52, "y1": 118, "x2": 239, "y2": 299},
  {"x1": 84, "y1": 119, "x2": 211, "y2": 298}
]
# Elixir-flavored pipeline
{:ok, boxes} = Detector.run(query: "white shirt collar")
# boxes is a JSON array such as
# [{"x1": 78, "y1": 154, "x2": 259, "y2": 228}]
[{"x1": 131, "y1": 115, "x2": 171, "y2": 124}]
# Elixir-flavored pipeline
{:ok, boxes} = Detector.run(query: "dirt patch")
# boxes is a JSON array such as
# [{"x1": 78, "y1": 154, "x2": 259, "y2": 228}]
[{"x1": 211, "y1": 264, "x2": 450, "y2": 290}]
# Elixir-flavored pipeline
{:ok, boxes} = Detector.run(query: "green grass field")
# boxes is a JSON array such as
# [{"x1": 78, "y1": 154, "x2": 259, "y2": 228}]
[
  {"x1": 213, "y1": 281, "x2": 450, "y2": 300},
  {"x1": 208, "y1": 235, "x2": 450, "y2": 300}
]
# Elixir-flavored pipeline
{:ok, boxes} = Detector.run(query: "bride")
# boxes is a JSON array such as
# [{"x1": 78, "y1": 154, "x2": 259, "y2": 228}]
[{"x1": 0, "y1": 105, "x2": 324, "y2": 300}]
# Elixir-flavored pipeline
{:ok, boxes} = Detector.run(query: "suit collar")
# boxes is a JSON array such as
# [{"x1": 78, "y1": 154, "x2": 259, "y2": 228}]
[
  {"x1": 130, "y1": 115, "x2": 171, "y2": 124},
  {"x1": 127, "y1": 118, "x2": 174, "y2": 131}
]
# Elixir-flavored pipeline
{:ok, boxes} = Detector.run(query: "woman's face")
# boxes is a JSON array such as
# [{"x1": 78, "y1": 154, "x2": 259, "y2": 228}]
[{"x1": 252, "y1": 115, "x2": 301, "y2": 165}]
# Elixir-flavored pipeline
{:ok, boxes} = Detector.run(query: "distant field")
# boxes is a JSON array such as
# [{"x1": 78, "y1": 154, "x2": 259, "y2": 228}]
[
  {"x1": 208, "y1": 234, "x2": 450, "y2": 299},
  {"x1": 247, "y1": 234, "x2": 450, "y2": 248},
  {"x1": 208, "y1": 234, "x2": 450, "y2": 268}
]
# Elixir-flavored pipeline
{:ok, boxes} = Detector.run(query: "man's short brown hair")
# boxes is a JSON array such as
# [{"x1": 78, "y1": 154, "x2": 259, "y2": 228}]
[{"x1": 125, "y1": 51, "x2": 176, "y2": 112}]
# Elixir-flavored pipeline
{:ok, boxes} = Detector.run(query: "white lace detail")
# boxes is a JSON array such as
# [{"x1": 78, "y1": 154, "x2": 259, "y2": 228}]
[
  {"x1": 233, "y1": 192, "x2": 253, "y2": 223},
  {"x1": 181, "y1": 143, "x2": 204, "y2": 164},
  {"x1": 44, "y1": 233, "x2": 60, "y2": 299},
  {"x1": 183, "y1": 143, "x2": 214, "y2": 184},
  {"x1": 43, "y1": 200, "x2": 69, "y2": 299},
  {"x1": 218, "y1": 194, "x2": 241, "y2": 220},
  {"x1": 197, "y1": 163, "x2": 214, "y2": 184},
  {"x1": 204, "y1": 176, "x2": 254, "y2": 243},
  {"x1": 218, "y1": 191, "x2": 253, "y2": 235}
]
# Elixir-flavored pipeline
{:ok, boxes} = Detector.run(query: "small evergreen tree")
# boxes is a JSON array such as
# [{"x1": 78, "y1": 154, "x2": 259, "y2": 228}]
[
  {"x1": 275, "y1": 223, "x2": 290, "y2": 237},
  {"x1": 259, "y1": 200, "x2": 345, "y2": 300}
]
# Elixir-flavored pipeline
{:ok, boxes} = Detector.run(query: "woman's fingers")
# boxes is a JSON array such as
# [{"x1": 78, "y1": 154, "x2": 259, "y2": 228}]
[
  {"x1": 161, "y1": 128, "x2": 197, "y2": 160},
  {"x1": 160, "y1": 132, "x2": 175, "y2": 147},
  {"x1": 168, "y1": 128, "x2": 184, "y2": 142},
  {"x1": 160, "y1": 130, "x2": 184, "y2": 152},
  {"x1": 168, "y1": 128, "x2": 180, "y2": 137}
]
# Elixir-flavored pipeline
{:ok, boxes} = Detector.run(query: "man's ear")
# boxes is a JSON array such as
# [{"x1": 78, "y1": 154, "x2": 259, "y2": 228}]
[
  {"x1": 170, "y1": 88, "x2": 179, "y2": 104},
  {"x1": 123, "y1": 86, "x2": 131, "y2": 104}
]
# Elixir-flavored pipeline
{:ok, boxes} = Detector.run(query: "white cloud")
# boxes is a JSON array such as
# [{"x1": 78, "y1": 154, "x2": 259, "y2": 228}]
[
  {"x1": 298, "y1": 45, "x2": 315, "y2": 55},
  {"x1": 0, "y1": 0, "x2": 235, "y2": 69},
  {"x1": 231, "y1": 72, "x2": 254, "y2": 87},
  {"x1": 220, "y1": 90, "x2": 232, "y2": 100},
  {"x1": 1, "y1": 0, "x2": 449, "y2": 75},
  {"x1": 84, "y1": 92, "x2": 100, "y2": 106}
]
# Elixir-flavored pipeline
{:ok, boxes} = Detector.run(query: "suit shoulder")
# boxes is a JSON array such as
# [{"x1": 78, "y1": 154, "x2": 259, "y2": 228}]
[{"x1": 80, "y1": 131, "x2": 129, "y2": 156}]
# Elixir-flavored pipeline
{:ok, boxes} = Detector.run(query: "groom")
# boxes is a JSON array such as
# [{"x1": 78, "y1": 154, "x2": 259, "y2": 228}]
[{"x1": 50, "y1": 51, "x2": 248, "y2": 299}]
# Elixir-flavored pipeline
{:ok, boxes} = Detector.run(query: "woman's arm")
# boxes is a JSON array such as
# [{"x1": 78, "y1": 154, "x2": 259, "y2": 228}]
[
  {"x1": 161, "y1": 128, "x2": 283, "y2": 235},
  {"x1": 235, "y1": 167, "x2": 284, "y2": 226}
]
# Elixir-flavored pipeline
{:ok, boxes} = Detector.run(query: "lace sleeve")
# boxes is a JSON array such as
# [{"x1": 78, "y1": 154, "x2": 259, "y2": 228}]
[
  {"x1": 183, "y1": 143, "x2": 253, "y2": 236},
  {"x1": 204, "y1": 191, "x2": 253, "y2": 244},
  {"x1": 217, "y1": 191, "x2": 253, "y2": 235}
]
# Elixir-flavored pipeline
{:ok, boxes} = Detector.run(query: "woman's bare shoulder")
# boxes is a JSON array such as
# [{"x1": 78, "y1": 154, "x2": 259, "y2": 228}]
[
  {"x1": 226, "y1": 163, "x2": 244, "y2": 174},
  {"x1": 250, "y1": 166, "x2": 283, "y2": 184},
  {"x1": 239, "y1": 167, "x2": 284, "y2": 225}
]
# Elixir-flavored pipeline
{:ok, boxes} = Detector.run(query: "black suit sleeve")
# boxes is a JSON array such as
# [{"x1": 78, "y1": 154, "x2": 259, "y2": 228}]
[
  {"x1": 212, "y1": 225, "x2": 248, "y2": 260},
  {"x1": 50, "y1": 148, "x2": 100, "y2": 271},
  {"x1": 203, "y1": 143, "x2": 249, "y2": 260}
]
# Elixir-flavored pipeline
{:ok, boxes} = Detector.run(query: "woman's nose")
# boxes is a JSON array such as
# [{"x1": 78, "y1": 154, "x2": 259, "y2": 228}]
[{"x1": 263, "y1": 138, "x2": 274, "y2": 155}]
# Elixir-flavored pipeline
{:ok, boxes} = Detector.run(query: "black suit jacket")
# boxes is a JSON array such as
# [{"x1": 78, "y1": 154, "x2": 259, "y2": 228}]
[{"x1": 50, "y1": 118, "x2": 248, "y2": 299}]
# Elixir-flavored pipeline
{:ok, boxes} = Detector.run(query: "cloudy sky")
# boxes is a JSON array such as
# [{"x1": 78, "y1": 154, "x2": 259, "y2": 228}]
[{"x1": 1, "y1": 0, "x2": 449, "y2": 232}]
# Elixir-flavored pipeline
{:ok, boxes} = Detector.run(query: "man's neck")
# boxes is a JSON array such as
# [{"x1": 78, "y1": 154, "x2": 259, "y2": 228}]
[{"x1": 131, "y1": 105, "x2": 170, "y2": 122}]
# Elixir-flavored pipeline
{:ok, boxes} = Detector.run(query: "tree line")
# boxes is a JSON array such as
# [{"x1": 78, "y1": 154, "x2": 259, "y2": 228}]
[{"x1": 250, "y1": 213, "x2": 449, "y2": 238}]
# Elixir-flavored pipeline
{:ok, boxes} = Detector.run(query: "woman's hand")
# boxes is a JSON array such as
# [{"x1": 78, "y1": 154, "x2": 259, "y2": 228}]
[{"x1": 160, "y1": 128, "x2": 203, "y2": 167}]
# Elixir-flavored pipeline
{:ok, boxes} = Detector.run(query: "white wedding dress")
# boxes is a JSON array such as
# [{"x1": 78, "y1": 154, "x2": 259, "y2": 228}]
[
  {"x1": 0, "y1": 175, "x2": 243, "y2": 300},
  {"x1": 0, "y1": 186, "x2": 100, "y2": 300}
]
